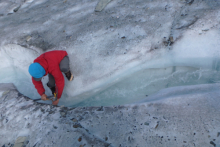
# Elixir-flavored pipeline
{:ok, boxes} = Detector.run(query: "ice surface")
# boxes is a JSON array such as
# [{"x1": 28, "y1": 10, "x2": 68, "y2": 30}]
[
  {"x1": 1, "y1": 85, "x2": 220, "y2": 146},
  {"x1": 0, "y1": 0, "x2": 220, "y2": 107}
]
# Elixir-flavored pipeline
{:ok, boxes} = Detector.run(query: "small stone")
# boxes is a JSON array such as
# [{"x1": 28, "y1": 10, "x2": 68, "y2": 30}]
[
  {"x1": 15, "y1": 137, "x2": 27, "y2": 143},
  {"x1": 217, "y1": 132, "x2": 220, "y2": 137},
  {"x1": 144, "y1": 122, "x2": 149, "y2": 125},
  {"x1": 78, "y1": 137, "x2": 82, "y2": 142},
  {"x1": 95, "y1": 0, "x2": 112, "y2": 12},
  {"x1": 13, "y1": 5, "x2": 21, "y2": 12},
  {"x1": 53, "y1": 125, "x2": 58, "y2": 129},
  {"x1": 105, "y1": 137, "x2": 108, "y2": 141},
  {"x1": 72, "y1": 119, "x2": 78, "y2": 122},
  {"x1": 185, "y1": 0, "x2": 194, "y2": 5},
  {"x1": 169, "y1": 36, "x2": 174, "y2": 43},
  {"x1": 210, "y1": 141, "x2": 216, "y2": 147},
  {"x1": 13, "y1": 143, "x2": 23, "y2": 147},
  {"x1": 121, "y1": 36, "x2": 126, "y2": 39},
  {"x1": 60, "y1": 112, "x2": 66, "y2": 117},
  {"x1": 97, "y1": 106, "x2": 104, "y2": 111},
  {"x1": 73, "y1": 124, "x2": 82, "y2": 128},
  {"x1": 155, "y1": 121, "x2": 159, "y2": 129},
  {"x1": 202, "y1": 29, "x2": 209, "y2": 31},
  {"x1": 26, "y1": 36, "x2": 32, "y2": 42}
]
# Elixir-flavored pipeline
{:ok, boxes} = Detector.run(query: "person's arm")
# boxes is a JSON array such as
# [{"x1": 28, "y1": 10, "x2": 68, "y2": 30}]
[
  {"x1": 51, "y1": 69, "x2": 65, "y2": 105},
  {"x1": 32, "y1": 77, "x2": 45, "y2": 97}
]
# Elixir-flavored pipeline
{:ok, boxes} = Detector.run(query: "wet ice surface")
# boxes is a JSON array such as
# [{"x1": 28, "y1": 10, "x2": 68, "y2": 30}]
[{"x1": 1, "y1": 83, "x2": 220, "y2": 147}]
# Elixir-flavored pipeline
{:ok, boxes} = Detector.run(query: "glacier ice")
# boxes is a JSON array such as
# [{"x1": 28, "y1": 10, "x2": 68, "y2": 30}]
[{"x1": 0, "y1": 0, "x2": 220, "y2": 107}]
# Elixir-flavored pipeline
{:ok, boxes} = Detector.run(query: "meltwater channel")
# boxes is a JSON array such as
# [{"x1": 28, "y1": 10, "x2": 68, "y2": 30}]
[{"x1": 71, "y1": 65, "x2": 220, "y2": 107}]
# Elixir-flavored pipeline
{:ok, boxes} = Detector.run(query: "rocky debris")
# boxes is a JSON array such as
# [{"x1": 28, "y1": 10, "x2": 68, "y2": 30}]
[
  {"x1": 163, "y1": 36, "x2": 174, "y2": 46},
  {"x1": 19, "y1": 32, "x2": 55, "y2": 51}
]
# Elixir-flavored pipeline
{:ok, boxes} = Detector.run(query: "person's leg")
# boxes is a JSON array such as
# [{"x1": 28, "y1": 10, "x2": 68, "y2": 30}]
[
  {"x1": 59, "y1": 56, "x2": 70, "y2": 72},
  {"x1": 60, "y1": 56, "x2": 74, "y2": 81},
  {"x1": 47, "y1": 74, "x2": 56, "y2": 95}
]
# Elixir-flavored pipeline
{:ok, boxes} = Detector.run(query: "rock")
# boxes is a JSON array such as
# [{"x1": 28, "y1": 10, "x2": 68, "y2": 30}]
[
  {"x1": 217, "y1": 132, "x2": 220, "y2": 137},
  {"x1": 73, "y1": 124, "x2": 82, "y2": 128},
  {"x1": 185, "y1": 0, "x2": 194, "y2": 5},
  {"x1": 13, "y1": 136, "x2": 27, "y2": 147},
  {"x1": 202, "y1": 29, "x2": 209, "y2": 31},
  {"x1": 78, "y1": 137, "x2": 82, "y2": 142},
  {"x1": 13, "y1": 5, "x2": 21, "y2": 12},
  {"x1": 155, "y1": 121, "x2": 159, "y2": 129},
  {"x1": 97, "y1": 106, "x2": 104, "y2": 111},
  {"x1": 95, "y1": 0, "x2": 112, "y2": 12},
  {"x1": 71, "y1": 118, "x2": 78, "y2": 122},
  {"x1": 53, "y1": 125, "x2": 58, "y2": 129},
  {"x1": 26, "y1": 36, "x2": 32, "y2": 42},
  {"x1": 15, "y1": 137, "x2": 26, "y2": 144},
  {"x1": 144, "y1": 122, "x2": 149, "y2": 126},
  {"x1": 60, "y1": 112, "x2": 66, "y2": 117},
  {"x1": 210, "y1": 141, "x2": 216, "y2": 147}
]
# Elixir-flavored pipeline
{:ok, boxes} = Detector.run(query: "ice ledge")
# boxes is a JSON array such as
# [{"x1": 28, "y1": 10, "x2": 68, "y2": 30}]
[{"x1": 1, "y1": 83, "x2": 220, "y2": 146}]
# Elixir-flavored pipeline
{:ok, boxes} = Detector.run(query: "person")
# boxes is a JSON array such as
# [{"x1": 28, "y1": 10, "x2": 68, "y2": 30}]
[{"x1": 28, "y1": 50, "x2": 73, "y2": 105}]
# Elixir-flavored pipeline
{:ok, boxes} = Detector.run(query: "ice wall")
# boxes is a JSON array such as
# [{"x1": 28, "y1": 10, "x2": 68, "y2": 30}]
[{"x1": 0, "y1": 0, "x2": 220, "y2": 106}]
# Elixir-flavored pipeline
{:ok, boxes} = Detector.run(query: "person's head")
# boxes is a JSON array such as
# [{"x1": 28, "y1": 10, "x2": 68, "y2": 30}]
[{"x1": 28, "y1": 63, "x2": 45, "y2": 81}]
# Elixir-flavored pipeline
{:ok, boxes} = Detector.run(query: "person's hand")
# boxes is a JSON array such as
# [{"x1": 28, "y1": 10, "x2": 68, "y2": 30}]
[
  {"x1": 41, "y1": 94, "x2": 47, "y2": 101},
  {"x1": 52, "y1": 99, "x2": 59, "y2": 105}
]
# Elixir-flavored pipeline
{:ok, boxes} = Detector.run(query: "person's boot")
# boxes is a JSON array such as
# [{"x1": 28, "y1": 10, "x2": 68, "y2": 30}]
[
  {"x1": 47, "y1": 83, "x2": 56, "y2": 95},
  {"x1": 65, "y1": 70, "x2": 74, "y2": 81}
]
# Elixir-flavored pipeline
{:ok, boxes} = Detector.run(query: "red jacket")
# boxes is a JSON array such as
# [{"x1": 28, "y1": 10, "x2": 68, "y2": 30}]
[{"x1": 32, "y1": 50, "x2": 68, "y2": 99}]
